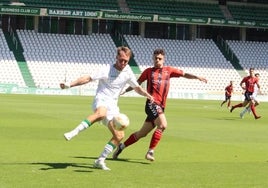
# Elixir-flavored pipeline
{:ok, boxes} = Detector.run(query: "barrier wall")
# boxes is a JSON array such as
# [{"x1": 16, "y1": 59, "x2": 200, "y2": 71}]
[{"x1": 1, "y1": 83, "x2": 268, "y2": 102}]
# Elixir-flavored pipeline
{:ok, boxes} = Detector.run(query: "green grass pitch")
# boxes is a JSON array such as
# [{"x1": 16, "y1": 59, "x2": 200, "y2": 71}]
[{"x1": 1, "y1": 94, "x2": 268, "y2": 188}]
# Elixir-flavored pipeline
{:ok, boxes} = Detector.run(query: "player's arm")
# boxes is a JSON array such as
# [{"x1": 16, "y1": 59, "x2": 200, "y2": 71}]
[
  {"x1": 133, "y1": 86, "x2": 154, "y2": 102},
  {"x1": 183, "y1": 73, "x2": 207, "y2": 83},
  {"x1": 240, "y1": 83, "x2": 246, "y2": 90},
  {"x1": 256, "y1": 82, "x2": 262, "y2": 94},
  {"x1": 240, "y1": 80, "x2": 246, "y2": 90},
  {"x1": 256, "y1": 82, "x2": 260, "y2": 89},
  {"x1": 60, "y1": 75, "x2": 92, "y2": 89},
  {"x1": 122, "y1": 86, "x2": 134, "y2": 94},
  {"x1": 121, "y1": 80, "x2": 143, "y2": 95}
]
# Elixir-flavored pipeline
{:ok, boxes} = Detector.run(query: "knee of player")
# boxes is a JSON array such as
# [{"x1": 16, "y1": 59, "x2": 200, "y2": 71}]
[
  {"x1": 94, "y1": 111, "x2": 106, "y2": 120},
  {"x1": 158, "y1": 124, "x2": 167, "y2": 131}
]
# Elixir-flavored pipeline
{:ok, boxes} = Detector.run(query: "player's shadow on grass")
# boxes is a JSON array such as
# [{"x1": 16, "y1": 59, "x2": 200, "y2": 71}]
[
  {"x1": 216, "y1": 117, "x2": 241, "y2": 120},
  {"x1": 73, "y1": 156, "x2": 151, "y2": 165},
  {"x1": 30, "y1": 156, "x2": 151, "y2": 172},
  {"x1": 31, "y1": 162, "x2": 93, "y2": 172}
]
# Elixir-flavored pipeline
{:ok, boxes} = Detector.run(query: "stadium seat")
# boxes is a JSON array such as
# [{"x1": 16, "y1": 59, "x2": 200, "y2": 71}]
[
  {"x1": 124, "y1": 35, "x2": 242, "y2": 94},
  {"x1": 18, "y1": 0, "x2": 120, "y2": 11},
  {"x1": 0, "y1": 29, "x2": 26, "y2": 87},
  {"x1": 226, "y1": 40, "x2": 268, "y2": 94},
  {"x1": 126, "y1": 0, "x2": 224, "y2": 19},
  {"x1": 17, "y1": 30, "x2": 116, "y2": 88}
]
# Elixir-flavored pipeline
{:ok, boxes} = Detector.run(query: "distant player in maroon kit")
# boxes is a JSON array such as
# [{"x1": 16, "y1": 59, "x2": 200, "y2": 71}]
[
  {"x1": 220, "y1": 81, "x2": 233, "y2": 109},
  {"x1": 113, "y1": 48, "x2": 207, "y2": 161},
  {"x1": 230, "y1": 67, "x2": 261, "y2": 119}
]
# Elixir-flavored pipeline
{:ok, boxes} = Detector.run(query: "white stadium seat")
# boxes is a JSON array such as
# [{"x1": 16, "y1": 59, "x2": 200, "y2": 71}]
[
  {"x1": 16, "y1": 30, "x2": 117, "y2": 89},
  {"x1": 124, "y1": 35, "x2": 242, "y2": 94},
  {"x1": 1, "y1": 29, "x2": 266, "y2": 95},
  {"x1": 227, "y1": 40, "x2": 268, "y2": 94},
  {"x1": 0, "y1": 29, "x2": 26, "y2": 87}
]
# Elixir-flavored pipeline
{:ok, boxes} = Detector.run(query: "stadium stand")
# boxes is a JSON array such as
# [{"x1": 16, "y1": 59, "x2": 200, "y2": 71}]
[
  {"x1": 0, "y1": 29, "x2": 26, "y2": 87},
  {"x1": 0, "y1": 0, "x2": 267, "y2": 96},
  {"x1": 228, "y1": 4, "x2": 268, "y2": 22},
  {"x1": 250, "y1": 0, "x2": 268, "y2": 3},
  {"x1": 11, "y1": 29, "x2": 245, "y2": 94},
  {"x1": 226, "y1": 40, "x2": 268, "y2": 94},
  {"x1": 0, "y1": 0, "x2": 10, "y2": 5},
  {"x1": 234, "y1": 0, "x2": 268, "y2": 4},
  {"x1": 16, "y1": 30, "x2": 116, "y2": 88},
  {"x1": 18, "y1": 0, "x2": 120, "y2": 11},
  {"x1": 126, "y1": 0, "x2": 225, "y2": 19},
  {"x1": 124, "y1": 35, "x2": 242, "y2": 93},
  {"x1": 8, "y1": 29, "x2": 267, "y2": 94}
]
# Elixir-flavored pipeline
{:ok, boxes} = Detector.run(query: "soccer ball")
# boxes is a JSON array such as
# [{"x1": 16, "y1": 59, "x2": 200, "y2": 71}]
[{"x1": 113, "y1": 113, "x2": 130, "y2": 131}]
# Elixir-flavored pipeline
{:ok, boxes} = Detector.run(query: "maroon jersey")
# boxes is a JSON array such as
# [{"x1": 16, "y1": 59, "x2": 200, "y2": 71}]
[
  {"x1": 225, "y1": 85, "x2": 233, "y2": 97},
  {"x1": 138, "y1": 66, "x2": 184, "y2": 108},
  {"x1": 241, "y1": 76, "x2": 259, "y2": 92}
]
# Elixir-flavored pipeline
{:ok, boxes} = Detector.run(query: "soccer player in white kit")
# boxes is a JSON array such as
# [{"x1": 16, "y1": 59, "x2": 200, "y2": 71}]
[{"x1": 60, "y1": 46, "x2": 154, "y2": 170}]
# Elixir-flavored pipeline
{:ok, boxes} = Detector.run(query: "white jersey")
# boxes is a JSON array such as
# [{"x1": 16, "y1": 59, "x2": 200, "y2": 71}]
[
  {"x1": 91, "y1": 64, "x2": 139, "y2": 102},
  {"x1": 91, "y1": 64, "x2": 139, "y2": 125}
]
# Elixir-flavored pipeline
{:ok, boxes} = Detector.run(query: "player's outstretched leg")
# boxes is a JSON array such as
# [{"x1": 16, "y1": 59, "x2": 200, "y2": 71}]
[
  {"x1": 230, "y1": 103, "x2": 243, "y2": 113},
  {"x1": 64, "y1": 120, "x2": 91, "y2": 141},
  {"x1": 113, "y1": 143, "x2": 124, "y2": 159}
]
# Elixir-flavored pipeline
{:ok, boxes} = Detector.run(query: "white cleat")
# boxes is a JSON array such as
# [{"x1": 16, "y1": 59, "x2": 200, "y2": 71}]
[
  {"x1": 93, "y1": 160, "x2": 111, "y2": 170},
  {"x1": 239, "y1": 113, "x2": 244, "y2": 119},
  {"x1": 145, "y1": 151, "x2": 155, "y2": 162},
  {"x1": 64, "y1": 132, "x2": 75, "y2": 141}
]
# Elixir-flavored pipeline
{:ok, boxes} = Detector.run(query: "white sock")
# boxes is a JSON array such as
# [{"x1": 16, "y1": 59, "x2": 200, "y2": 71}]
[
  {"x1": 98, "y1": 143, "x2": 115, "y2": 162},
  {"x1": 71, "y1": 121, "x2": 89, "y2": 135},
  {"x1": 240, "y1": 108, "x2": 248, "y2": 116}
]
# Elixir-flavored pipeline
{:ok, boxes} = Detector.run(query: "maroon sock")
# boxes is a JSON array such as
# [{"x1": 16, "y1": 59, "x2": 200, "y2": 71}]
[
  {"x1": 250, "y1": 104, "x2": 259, "y2": 118},
  {"x1": 124, "y1": 133, "x2": 138, "y2": 147},
  {"x1": 233, "y1": 103, "x2": 243, "y2": 109}
]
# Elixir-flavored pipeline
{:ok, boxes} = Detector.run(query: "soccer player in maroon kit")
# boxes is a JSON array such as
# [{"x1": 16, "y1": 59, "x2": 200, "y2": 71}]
[
  {"x1": 113, "y1": 48, "x2": 207, "y2": 161},
  {"x1": 230, "y1": 67, "x2": 261, "y2": 119},
  {"x1": 220, "y1": 81, "x2": 233, "y2": 109}
]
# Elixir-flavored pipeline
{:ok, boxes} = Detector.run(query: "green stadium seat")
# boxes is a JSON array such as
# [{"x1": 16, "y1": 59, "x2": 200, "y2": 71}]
[
  {"x1": 126, "y1": 0, "x2": 225, "y2": 19},
  {"x1": 18, "y1": 0, "x2": 120, "y2": 11},
  {"x1": 228, "y1": 4, "x2": 268, "y2": 22}
]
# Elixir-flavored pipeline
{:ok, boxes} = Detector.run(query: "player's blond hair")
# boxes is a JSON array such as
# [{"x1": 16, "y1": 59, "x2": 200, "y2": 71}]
[{"x1": 117, "y1": 46, "x2": 132, "y2": 57}]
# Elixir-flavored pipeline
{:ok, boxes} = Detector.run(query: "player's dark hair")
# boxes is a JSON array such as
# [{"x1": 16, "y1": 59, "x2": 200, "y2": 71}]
[{"x1": 153, "y1": 49, "x2": 165, "y2": 56}]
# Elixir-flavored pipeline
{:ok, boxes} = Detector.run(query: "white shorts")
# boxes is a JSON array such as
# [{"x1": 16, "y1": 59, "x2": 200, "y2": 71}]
[
  {"x1": 250, "y1": 93, "x2": 258, "y2": 102},
  {"x1": 92, "y1": 97, "x2": 120, "y2": 126}
]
